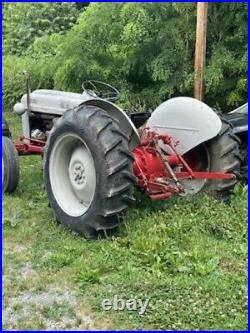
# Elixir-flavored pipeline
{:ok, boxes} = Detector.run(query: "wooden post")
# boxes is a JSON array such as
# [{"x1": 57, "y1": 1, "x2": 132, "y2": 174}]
[{"x1": 194, "y1": 2, "x2": 208, "y2": 100}]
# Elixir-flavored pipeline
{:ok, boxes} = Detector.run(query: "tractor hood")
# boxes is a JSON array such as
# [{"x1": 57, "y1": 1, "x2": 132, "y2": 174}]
[
  {"x1": 14, "y1": 89, "x2": 140, "y2": 149},
  {"x1": 16, "y1": 90, "x2": 90, "y2": 115}
]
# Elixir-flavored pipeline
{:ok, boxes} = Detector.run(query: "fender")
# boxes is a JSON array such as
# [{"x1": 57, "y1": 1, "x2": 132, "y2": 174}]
[
  {"x1": 147, "y1": 97, "x2": 222, "y2": 155},
  {"x1": 82, "y1": 99, "x2": 140, "y2": 149},
  {"x1": 226, "y1": 103, "x2": 248, "y2": 135}
]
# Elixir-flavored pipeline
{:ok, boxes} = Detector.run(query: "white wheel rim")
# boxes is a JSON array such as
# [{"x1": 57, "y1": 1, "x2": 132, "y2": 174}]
[
  {"x1": 49, "y1": 133, "x2": 96, "y2": 217},
  {"x1": 179, "y1": 144, "x2": 210, "y2": 195}
]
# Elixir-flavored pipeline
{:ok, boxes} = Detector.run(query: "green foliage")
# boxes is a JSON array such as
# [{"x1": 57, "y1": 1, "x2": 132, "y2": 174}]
[
  {"x1": 2, "y1": 53, "x2": 57, "y2": 111},
  {"x1": 2, "y1": 2, "x2": 248, "y2": 112},
  {"x1": 2, "y1": 56, "x2": 29, "y2": 111},
  {"x1": 205, "y1": 2, "x2": 248, "y2": 108},
  {"x1": 52, "y1": 2, "x2": 197, "y2": 109},
  {"x1": 2, "y1": 2, "x2": 80, "y2": 56}
]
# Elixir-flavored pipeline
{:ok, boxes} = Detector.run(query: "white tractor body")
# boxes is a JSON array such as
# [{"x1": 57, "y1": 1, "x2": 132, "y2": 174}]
[
  {"x1": 14, "y1": 89, "x2": 140, "y2": 149},
  {"x1": 14, "y1": 91, "x2": 222, "y2": 154}
]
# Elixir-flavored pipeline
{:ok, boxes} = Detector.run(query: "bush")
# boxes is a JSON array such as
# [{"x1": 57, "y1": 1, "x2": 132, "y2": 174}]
[
  {"x1": 2, "y1": 2, "x2": 80, "y2": 56},
  {"x1": 2, "y1": 54, "x2": 57, "y2": 112},
  {"x1": 2, "y1": 56, "x2": 28, "y2": 112},
  {"x1": 2, "y1": 2, "x2": 247, "y2": 112}
]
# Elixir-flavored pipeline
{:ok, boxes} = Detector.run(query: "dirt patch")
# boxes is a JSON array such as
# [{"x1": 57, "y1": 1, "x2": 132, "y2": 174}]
[
  {"x1": 3, "y1": 242, "x2": 29, "y2": 254},
  {"x1": 2, "y1": 255, "x2": 110, "y2": 330},
  {"x1": 3, "y1": 287, "x2": 96, "y2": 330}
]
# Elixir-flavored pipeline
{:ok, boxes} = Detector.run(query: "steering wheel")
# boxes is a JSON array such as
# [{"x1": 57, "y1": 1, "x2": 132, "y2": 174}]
[{"x1": 82, "y1": 80, "x2": 120, "y2": 102}]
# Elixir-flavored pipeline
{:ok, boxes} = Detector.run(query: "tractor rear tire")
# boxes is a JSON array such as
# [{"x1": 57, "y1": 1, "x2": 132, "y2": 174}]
[
  {"x1": 44, "y1": 105, "x2": 135, "y2": 238},
  {"x1": 206, "y1": 118, "x2": 241, "y2": 197},
  {"x1": 2, "y1": 136, "x2": 20, "y2": 193},
  {"x1": 181, "y1": 118, "x2": 241, "y2": 199},
  {"x1": 238, "y1": 135, "x2": 248, "y2": 181}
]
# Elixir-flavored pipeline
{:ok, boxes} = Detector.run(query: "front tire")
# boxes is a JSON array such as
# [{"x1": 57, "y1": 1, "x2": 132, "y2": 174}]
[{"x1": 44, "y1": 105, "x2": 135, "y2": 238}]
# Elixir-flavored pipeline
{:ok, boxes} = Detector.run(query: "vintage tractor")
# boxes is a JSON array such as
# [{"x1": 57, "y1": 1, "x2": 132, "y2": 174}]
[{"x1": 2, "y1": 74, "x2": 241, "y2": 238}]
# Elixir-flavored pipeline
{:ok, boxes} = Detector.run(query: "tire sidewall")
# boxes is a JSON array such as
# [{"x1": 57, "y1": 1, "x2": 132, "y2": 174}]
[
  {"x1": 2, "y1": 138, "x2": 10, "y2": 192},
  {"x1": 2, "y1": 136, "x2": 19, "y2": 193},
  {"x1": 44, "y1": 120, "x2": 113, "y2": 233}
]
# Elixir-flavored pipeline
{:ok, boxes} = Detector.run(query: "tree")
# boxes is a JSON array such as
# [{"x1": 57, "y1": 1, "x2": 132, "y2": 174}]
[
  {"x1": 2, "y1": 2, "x2": 248, "y2": 112},
  {"x1": 205, "y1": 2, "x2": 248, "y2": 108},
  {"x1": 2, "y1": 2, "x2": 81, "y2": 56}
]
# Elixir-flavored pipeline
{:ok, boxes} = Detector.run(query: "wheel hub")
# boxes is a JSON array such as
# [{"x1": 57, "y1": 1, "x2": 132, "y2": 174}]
[{"x1": 71, "y1": 162, "x2": 86, "y2": 186}]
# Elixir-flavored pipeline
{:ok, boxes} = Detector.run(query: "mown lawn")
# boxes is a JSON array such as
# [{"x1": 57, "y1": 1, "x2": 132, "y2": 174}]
[{"x1": 2, "y1": 112, "x2": 248, "y2": 330}]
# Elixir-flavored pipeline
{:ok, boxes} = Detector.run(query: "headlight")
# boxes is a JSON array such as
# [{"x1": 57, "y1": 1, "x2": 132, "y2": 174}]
[{"x1": 13, "y1": 103, "x2": 26, "y2": 115}]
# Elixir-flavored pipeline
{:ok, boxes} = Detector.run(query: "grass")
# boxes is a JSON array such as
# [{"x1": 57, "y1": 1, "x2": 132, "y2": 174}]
[{"x1": 2, "y1": 112, "x2": 248, "y2": 330}]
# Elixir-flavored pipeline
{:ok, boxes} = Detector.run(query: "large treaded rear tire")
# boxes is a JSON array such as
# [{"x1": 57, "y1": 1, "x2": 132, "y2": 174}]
[
  {"x1": 2, "y1": 136, "x2": 20, "y2": 193},
  {"x1": 44, "y1": 105, "x2": 135, "y2": 238},
  {"x1": 238, "y1": 133, "x2": 248, "y2": 181},
  {"x1": 206, "y1": 118, "x2": 241, "y2": 196}
]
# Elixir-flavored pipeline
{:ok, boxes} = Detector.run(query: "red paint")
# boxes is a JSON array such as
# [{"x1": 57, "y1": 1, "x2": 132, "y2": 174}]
[
  {"x1": 13, "y1": 131, "x2": 236, "y2": 201},
  {"x1": 133, "y1": 146, "x2": 166, "y2": 181},
  {"x1": 14, "y1": 137, "x2": 45, "y2": 155},
  {"x1": 173, "y1": 171, "x2": 236, "y2": 180},
  {"x1": 133, "y1": 130, "x2": 236, "y2": 200}
]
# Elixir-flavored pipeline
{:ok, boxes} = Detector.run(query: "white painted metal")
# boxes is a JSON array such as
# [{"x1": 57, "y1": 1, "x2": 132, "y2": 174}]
[
  {"x1": 49, "y1": 133, "x2": 96, "y2": 217},
  {"x1": 147, "y1": 97, "x2": 222, "y2": 155},
  {"x1": 228, "y1": 102, "x2": 248, "y2": 114},
  {"x1": 13, "y1": 102, "x2": 26, "y2": 115},
  {"x1": 15, "y1": 89, "x2": 140, "y2": 149},
  {"x1": 21, "y1": 111, "x2": 31, "y2": 138},
  {"x1": 19, "y1": 90, "x2": 87, "y2": 115}
]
